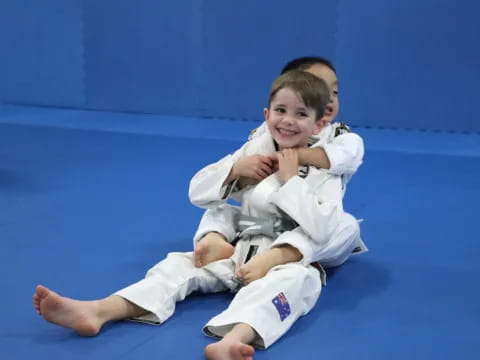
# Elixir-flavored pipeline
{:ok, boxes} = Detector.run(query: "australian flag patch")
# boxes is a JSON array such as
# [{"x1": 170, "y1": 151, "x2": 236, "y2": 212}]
[{"x1": 272, "y1": 292, "x2": 291, "y2": 321}]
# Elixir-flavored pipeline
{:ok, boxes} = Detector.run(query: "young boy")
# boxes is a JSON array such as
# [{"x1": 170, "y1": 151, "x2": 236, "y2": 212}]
[
  {"x1": 33, "y1": 71, "x2": 348, "y2": 359},
  {"x1": 193, "y1": 57, "x2": 366, "y2": 272}
]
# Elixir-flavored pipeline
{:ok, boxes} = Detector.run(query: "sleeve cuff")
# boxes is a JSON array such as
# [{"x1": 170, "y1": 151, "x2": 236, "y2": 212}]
[{"x1": 322, "y1": 143, "x2": 349, "y2": 175}]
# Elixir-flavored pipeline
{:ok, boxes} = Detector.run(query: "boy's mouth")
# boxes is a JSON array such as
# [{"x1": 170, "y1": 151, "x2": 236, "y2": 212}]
[{"x1": 277, "y1": 128, "x2": 298, "y2": 137}]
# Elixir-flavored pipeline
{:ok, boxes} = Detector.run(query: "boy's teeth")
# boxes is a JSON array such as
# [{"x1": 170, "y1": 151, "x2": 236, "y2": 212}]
[{"x1": 279, "y1": 128, "x2": 295, "y2": 135}]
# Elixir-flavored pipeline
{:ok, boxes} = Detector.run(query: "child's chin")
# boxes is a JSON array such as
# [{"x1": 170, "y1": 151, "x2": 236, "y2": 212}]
[
  {"x1": 276, "y1": 139, "x2": 297, "y2": 149},
  {"x1": 273, "y1": 132, "x2": 304, "y2": 148}
]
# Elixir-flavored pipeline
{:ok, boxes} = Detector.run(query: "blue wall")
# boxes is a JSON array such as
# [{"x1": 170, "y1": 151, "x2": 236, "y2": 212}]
[
  {"x1": 336, "y1": 0, "x2": 480, "y2": 132},
  {"x1": 0, "y1": 0, "x2": 85, "y2": 107},
  {"x1": 1, "y1": 0, "x2": 479, "y2": 132}
]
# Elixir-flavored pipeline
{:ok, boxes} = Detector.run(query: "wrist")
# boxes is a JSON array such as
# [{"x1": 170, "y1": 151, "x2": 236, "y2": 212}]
[
  {"x1": 296, "y1": 148, "x2": 305, "y2": 165},
  {"x1": 230, "y1": 163, "x2": 240, "y2": 180},
  {"x1": 281, "y1": 172, "x2": 297, "y2": 183},
  {"x1": 225, "y1": 166, "x2": 238, "y2": 185}
]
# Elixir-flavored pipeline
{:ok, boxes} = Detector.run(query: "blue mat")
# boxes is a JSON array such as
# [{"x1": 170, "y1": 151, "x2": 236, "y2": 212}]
[{"x1": 1, "y1": 107, "x2": 479, "y2": 359}]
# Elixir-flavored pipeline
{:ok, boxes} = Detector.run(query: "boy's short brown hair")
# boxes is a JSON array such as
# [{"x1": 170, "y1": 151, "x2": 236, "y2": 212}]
[{"x1": 268, "y1": 70, "x2": 330, "y2": 120}]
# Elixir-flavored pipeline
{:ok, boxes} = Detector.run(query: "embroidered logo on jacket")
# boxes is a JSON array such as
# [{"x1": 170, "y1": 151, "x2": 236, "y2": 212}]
[
  {"x1": 334, "y1": 122, "x2": 352, "y2": 137},
  {"x1": 272, "y1": 292, "x2": 291, "y2": 321},
  {"x1": 298, "y1": 165, "x2": 309, "y2": 178}
]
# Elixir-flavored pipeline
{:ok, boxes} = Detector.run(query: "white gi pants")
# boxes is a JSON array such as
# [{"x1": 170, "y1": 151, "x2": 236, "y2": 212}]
[
  {"x1": 313, "y1": 212, "x2": 365, "y2": 268},
  {"x1": 115, "y1": 251, "x2": 322, "y2": 349}
]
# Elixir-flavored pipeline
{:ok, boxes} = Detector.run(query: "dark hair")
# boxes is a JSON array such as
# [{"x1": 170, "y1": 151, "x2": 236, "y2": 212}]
[
  {"x1": 268, "y1": 71, "x2": 330, "y2": 120},
  {"x1": 280, "y1": 56, "x2": 336, "y2": 75}
]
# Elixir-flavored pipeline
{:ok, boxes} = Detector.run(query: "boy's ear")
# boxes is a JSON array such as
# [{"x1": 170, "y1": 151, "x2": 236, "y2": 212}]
[
  {"x1": 312, "y1": 117, "x2": 328, "y2": 135},
  {"x1": 263, "y1": 108, "x2": 270, "y2": 122}
]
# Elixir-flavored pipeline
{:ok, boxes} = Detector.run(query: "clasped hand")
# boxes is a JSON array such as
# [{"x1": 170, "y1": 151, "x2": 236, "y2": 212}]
[{"x1": 233, "y1": 149, "x2": 299, "y2": 185}]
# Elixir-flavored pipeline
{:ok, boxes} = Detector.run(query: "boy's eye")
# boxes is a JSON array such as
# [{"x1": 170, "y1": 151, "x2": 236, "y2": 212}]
[
  {"x1": 297, "y1": 111, "x2": 308, "y2": 117},
  {"x1": 275, "y1": 108, "x2": 286, "y2": 113}
]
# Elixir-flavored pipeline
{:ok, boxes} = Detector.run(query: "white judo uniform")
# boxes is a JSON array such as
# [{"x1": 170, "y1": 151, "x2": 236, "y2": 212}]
[
  {"x1": 115, "y1": 130, "x2": 359, "y2": 348},
  {"x1": 193, "y1": 121, "x2": 367, "y2": 268}
]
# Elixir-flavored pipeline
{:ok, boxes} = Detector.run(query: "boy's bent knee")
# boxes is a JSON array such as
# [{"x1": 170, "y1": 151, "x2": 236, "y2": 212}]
[{"x1": 342, "y1": 212, "x2": 360, "y2": 237}]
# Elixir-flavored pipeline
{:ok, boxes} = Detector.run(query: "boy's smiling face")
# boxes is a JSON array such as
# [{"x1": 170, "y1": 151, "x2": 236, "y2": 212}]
[
  {"x1": 305, "y1": 64, "x2": 339, "y2": 124},
  {"x1": 265, "y1": 88, "x2": 324, "y2": 150}
]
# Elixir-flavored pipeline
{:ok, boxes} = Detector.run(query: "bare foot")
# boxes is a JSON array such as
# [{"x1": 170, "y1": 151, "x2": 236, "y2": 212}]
[
  {"x1": 205, "y1": 340, "x2": 255, "y2": 360},
  {"x1": 236, "y1": 251, "x2": 276, "y2": 285},
  {"x1": 194, "y1": 232, "x2": 234, "y2": 267},
  {"x1": 237, "y1": 246, "x2": 303, "y2": 285},
  {"x1": 33, "y1": 285, "x2": 103, "y2": 336}
]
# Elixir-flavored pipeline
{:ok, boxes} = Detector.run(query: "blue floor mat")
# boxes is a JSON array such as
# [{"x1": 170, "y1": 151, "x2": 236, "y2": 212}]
[{"x1": 1, "y1": 113, "x2": 479, "y2": 359}]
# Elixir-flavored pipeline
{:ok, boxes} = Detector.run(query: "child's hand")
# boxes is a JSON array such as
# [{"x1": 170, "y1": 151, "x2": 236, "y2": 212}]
[
  {"x1": 232, "y1": 155, "x2": 275, "y2": 182},
  {"x1": 266, "y1": 153, "x2": 280, "y2": 172},
  {"x1": 277, "y1": 149, "x2": 299, "y2": 183}
]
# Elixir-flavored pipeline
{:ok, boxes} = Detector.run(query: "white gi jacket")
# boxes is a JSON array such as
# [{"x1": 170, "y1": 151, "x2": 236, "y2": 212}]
[{"x1": 189, "y1": 131, "x2": 345, "y2": 266}]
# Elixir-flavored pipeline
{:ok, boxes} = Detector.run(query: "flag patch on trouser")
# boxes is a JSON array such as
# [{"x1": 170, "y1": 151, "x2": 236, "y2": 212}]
[{"x1": 272, "y1": 292, "x2": 291, "y2": 321}]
